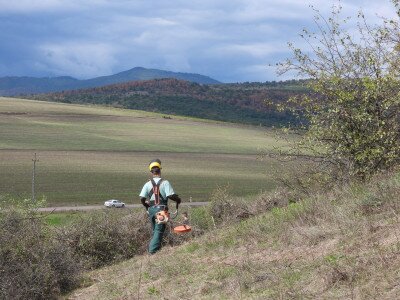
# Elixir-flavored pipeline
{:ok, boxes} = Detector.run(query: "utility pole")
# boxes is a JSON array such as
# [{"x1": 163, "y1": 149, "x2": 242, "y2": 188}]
[{"x1": 32, "y1": 153, "x2": 39, "y2": 202}]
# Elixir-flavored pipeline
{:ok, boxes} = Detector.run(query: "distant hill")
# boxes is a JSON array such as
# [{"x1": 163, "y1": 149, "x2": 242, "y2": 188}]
[
  {"x1": 0, "y1": 67, "x2": 220, "y2": 96},
  {"x1": 30, "y1": 78, "x2": 307, "y2": 127}
]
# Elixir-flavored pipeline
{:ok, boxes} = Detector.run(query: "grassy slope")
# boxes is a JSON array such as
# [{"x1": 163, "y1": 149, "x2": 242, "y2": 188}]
[
  {"x1": 68, "y1": 171, "x2": 400, "y2": 299},
  {"x1": 0, "y1": 97, "x2": 292, "y2": 205},
  {"x1": 0, "y1": 97, "x2": 285, "y2": 153}
]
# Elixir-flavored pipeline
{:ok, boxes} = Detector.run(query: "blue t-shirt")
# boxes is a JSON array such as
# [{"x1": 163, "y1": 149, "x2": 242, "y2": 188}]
[{"x1": 139, "y1": 177, "x2": 175, "y2": 201}]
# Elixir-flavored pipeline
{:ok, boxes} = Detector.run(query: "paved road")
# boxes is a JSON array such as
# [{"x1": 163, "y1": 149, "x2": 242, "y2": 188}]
[{"x1": 37, "y1": 202, "x2": 210, "y2": 212}]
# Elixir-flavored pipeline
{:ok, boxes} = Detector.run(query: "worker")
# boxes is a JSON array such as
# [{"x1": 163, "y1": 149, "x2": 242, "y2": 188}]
[{"x1": 139, "y1": 159, "x2": 181, "y2": 254}]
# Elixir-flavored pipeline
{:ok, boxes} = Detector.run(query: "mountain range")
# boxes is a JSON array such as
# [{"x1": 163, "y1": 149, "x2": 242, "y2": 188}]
[{"x1": 0, "y1": 67, "x2": 220, "y2": 96}]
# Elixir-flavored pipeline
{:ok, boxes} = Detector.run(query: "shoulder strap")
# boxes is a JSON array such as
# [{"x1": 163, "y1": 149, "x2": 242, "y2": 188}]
[{"x1": 148, "y1": 178, "x2": 165, "y2": 205}]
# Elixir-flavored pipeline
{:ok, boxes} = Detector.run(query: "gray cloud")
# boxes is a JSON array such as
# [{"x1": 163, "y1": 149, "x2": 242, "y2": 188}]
[{"x1": 0, "y1": 0, "x2": 397, "y2": 82}]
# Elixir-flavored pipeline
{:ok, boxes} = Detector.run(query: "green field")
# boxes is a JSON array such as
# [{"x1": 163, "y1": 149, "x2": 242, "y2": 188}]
[{"x1": 0, "y1": 97, "x2": 291, "y2": 206}]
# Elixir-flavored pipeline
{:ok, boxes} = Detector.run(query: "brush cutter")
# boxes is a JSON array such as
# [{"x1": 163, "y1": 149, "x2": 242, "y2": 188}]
[
  {"x1": 159, "y1": 203, "x2": 192, "y2": 234},
  {"x1": 155, "y1": 210, "x2": 170, "y2": 224}
]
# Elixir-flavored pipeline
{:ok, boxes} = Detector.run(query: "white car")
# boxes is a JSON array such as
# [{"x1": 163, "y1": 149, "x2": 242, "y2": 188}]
[{"x1": 104, "y1": 199, "x2": 125, "y2": 208}]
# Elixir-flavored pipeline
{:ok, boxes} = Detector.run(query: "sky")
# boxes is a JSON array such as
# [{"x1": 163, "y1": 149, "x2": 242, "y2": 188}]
[{"x1": 0, "y1": 0, "x2": 397, "y2": 82}]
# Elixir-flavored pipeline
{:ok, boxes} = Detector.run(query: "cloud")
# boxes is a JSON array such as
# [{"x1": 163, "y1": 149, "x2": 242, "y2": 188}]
[
  {"x1": 37, "y1": 42, "x2": 118, "y2": 77},
  {"x1": 0, "y1": 0, "x2": 397, "y2": 81},
  {"x1": 216, "y1": 43, "x2": 285, "y2": 58},
  {"x1": 0, "y1": 0, "x2": 80, "y2": 13}
]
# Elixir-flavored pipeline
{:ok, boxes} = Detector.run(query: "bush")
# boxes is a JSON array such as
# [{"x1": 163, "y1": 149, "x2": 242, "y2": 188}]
[
  {"x1": 59, "y1": 208, "x2": 199, "y2": 269},
  {"x1": 208, "y1": 186, "x2": 251, "y2": 226},
  {"x1": 208, "y1": 186, "x2": 292, "y2": 226},
  {"x1": 278, "y1": 3, "x2": 400, "y2": 180},
  {"x1": 0, "y1": 199, "x2": 81, "y2": 299},
  {"x1": 185, "y1": 206, "x2": 214, "y2": 232},
  {"x1": 58, "y1": 209, "x2": 151, "y2": 269}
]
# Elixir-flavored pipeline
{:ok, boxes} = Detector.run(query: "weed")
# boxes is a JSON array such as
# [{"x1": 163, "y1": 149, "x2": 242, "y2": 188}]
[
  {"x1": 213, "y1": 266, "x2": 237, "y2": 281},
  {"x1": 324, "y1": 254, "x2": 345, "y2": 266},
  {"x1": 147, "y1": 286, "x2": 160, "y2": 295},
  {"x1": 282, "y1": 268, "x2": 302, "y2": 288},
  {"x1": 185, "y1": 242, "x2": 200, "y2": 253},
  {"x1": 142, "y1": 272, "x2": 152, "y2": 281}
]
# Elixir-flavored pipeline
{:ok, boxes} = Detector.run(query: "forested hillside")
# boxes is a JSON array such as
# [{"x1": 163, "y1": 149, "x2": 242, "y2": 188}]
[{"x1": 30, "y1": 79, "x2": 307, "y2": 126}]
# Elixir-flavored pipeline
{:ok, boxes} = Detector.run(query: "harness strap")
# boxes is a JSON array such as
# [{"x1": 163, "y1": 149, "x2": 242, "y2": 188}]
[{"x1": 149, "y1": 178, "x2": 165, "y2": 205}]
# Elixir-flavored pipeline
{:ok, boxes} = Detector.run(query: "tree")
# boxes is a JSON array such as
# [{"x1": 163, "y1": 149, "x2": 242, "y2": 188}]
[{"x1": 277, "y1": 1, "x2": 400, "y2": 180}]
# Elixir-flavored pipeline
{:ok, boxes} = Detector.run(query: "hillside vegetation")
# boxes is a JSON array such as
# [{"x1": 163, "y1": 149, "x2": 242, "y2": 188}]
[
  {"x1": 68, "y1": 170, "x2": 400, "y2": 299},
  {"x1": 29, "y1": 79, "x2": 305, "y2": 126}
]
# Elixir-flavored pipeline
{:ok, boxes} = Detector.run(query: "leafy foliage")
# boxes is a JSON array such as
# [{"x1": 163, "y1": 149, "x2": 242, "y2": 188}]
[{"x1": 277, "y1": 3, "x2": 400, "y2": 180}]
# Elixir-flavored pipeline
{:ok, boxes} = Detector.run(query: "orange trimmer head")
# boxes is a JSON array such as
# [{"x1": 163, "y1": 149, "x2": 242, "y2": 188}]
[{"x1": 173, "y1": 225, "x2": 192, "y2": 234}]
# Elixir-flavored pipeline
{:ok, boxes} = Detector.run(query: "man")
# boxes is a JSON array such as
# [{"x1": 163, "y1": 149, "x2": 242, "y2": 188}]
[{"x1": 139, "y1": 159, "x2": 181, "y2": 254}]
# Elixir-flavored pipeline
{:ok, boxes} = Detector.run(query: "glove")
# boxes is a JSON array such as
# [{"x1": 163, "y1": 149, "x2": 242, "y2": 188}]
[
  {"x1": 168, "y1": 194, "x2": 181, "y2": 210},
  {"x1": 168, "y1": 194, "x2": 181, "y2": 204},
  {"x1": 140, "y1": 197, "x2": 150, "y2": 210}
]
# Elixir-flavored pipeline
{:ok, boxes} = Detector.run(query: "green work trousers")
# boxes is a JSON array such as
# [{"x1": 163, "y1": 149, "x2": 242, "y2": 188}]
[{"x1": 148, "y1": 206, "x2": 166, "y2": 254}]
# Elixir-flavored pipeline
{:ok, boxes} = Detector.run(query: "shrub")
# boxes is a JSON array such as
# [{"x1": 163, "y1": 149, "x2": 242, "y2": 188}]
[
  {"x1": 208, "y1": 186, "x2": 292, "y2": 227},
  {"x1": 277, "y1": 3, "x2": 400, "y2": 180},
  {"x1": 58, "y1": 209, "x2": 151, "y2": 269},
  {"x1": 185, "y1": 206, "x2": 214, "y2": 232},
  {"x1": 208, "y1": 186, "x2": 251, "y2": 226},
  {"x1": 0, "y1": 198, "x2": 81, "y2": 299}
]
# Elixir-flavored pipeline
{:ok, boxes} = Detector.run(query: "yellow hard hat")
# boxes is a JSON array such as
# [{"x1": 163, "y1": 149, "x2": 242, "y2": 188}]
[{"x1": 149, "y1": 159, "x2": 162, "y2": 171}]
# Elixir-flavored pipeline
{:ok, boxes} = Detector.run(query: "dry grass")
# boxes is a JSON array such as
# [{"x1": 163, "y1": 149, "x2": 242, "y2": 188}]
[{"x1": 66, "y1": 170, "x2": 400, "y2": 299}]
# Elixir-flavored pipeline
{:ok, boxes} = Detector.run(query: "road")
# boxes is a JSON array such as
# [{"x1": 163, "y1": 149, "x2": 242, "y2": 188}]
[{"x1": 37, "y1": 202, "x2": 210, "y2": 212}]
